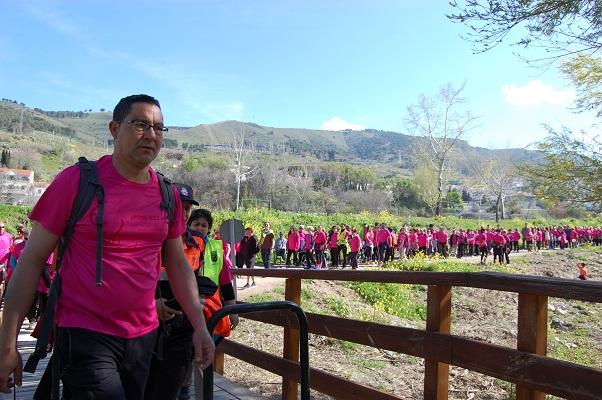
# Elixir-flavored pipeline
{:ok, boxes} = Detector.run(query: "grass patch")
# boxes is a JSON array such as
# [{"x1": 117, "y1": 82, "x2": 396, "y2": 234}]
[
  {"x1": 348, "y1": 281, "x2": 426, "y2": 321},
  {"x1": 549, "y1": 324, "x2": 601, "y2": 368},
  {"x1": 325, "y1": 296, "x2": 352, "y2": 317},
  {"x1": 383, "y1": 252, "x2": 479, "y2": 273}
]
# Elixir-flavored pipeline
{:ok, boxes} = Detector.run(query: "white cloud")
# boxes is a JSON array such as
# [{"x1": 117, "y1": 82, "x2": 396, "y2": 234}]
[
  {"x1": 502, "y1": 80, "x2": 575, "y2": 106},
  {"x1": 320, "y1": 116, "x2": 365, "y2": 131},
  {"x1": 24, "y1": 3, "x2": 83, "y2": 38}
]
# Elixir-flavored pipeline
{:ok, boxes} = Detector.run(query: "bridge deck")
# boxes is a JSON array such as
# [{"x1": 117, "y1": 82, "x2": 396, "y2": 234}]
[{"x1": 0, "y1": 325, "x2": 262, "y2": 400}]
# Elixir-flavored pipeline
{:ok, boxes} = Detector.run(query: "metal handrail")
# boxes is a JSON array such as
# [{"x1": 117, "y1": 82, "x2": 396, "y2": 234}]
[{"x1": 203, "y1": 301, "x2": 310, "y2": 400}]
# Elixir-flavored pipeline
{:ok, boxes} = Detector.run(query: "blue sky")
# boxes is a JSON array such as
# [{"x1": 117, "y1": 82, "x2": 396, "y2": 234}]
[{"x1": 0, "y1": 0, "x2": 597, "y2": 149}]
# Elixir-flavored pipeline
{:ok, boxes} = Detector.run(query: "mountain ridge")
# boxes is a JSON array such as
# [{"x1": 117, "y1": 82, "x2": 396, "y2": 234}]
[{"x1": 0, "y1": 99, "x2": 534, "y2": 169}]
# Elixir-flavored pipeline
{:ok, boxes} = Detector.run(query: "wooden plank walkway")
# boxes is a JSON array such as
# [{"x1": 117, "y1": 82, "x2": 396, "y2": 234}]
[{"x1": 0, "y1": 325, "x2": 262, "y2": 400}]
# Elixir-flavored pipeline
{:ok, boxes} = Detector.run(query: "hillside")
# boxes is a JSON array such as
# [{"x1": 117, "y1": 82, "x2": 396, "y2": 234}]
[{"x1": 0, "y1": 100, "x2": 535, "y2": 172}]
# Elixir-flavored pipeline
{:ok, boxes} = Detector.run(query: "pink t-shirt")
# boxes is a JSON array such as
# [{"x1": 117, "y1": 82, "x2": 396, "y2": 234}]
[
  {"x1": 364, "y1": 231, "x2": 374, "y2": 246},
  {"x1": 304, "y1": 233, "x2": 313, "y2": 251},
  {"x1": 0, "y1": 231, "x2": 13, "y2": 264},
  {"x1": 287, "y1": 232, "x2": 300, "y2": 251},
  {"x1": 376, "y1": 229, "x2": 390, "y2": 245},
  {"x1": 313, "y1": 231, "x2": 327, "y2": 248},
  {"x1": 29, "y1": 155, "x2": 184, "y2": 339},
  {"x1": 437, "y1": 232, "x2": 448, "y2": 244},
  {"x1": 349, "y1": 235, "x2": 361, "y2": 253},
  {"x1": 492, "y1": 233, "x2": 506, "y2": 245},
  {"x1": 219, "y1": 241, "x2": 234, "y2": 286},
  {"x1": 329, "y1": 232, "x2": 338, "y2": 248},
  {"x1": 37, "y1": 253, "x2": 55, "y2": 294}
]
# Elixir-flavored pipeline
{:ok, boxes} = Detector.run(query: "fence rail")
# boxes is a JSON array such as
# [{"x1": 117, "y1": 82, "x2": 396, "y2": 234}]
[{"x1": 216, "y1": 269, "x2": 602, "y2": 400}]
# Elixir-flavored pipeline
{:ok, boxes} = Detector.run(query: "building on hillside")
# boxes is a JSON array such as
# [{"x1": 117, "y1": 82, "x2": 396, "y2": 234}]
[{"x1": 0, "y1": 167, "x2": 47, "y2": 205}]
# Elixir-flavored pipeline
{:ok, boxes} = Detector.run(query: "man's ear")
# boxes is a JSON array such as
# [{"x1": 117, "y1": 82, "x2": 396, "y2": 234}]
[{"x1": 109, "y1": 120, "x2": 120, "y2": 140}]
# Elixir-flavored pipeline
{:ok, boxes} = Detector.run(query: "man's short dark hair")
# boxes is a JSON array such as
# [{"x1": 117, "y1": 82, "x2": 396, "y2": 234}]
[
  {"x1": 188, "y1": 208, "x2": 213, "y2": 230},
  {"x1": 113, "y1": 94, "x2": 161, "y2": 123}
]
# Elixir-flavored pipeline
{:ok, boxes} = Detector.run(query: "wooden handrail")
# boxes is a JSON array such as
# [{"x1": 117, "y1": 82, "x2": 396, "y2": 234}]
[
  {"x1": 220, "y1": 340, "x2": 400, "y2": 400},
  {"x1": 224, "y1": 269, "x2": 602, "y2": 399},
  {"x1": 234, "y1": 269, "x2": 602, "y2": 302},
  {"x1": 226, "y1": 308, "x2": 602, "y2": 400}
]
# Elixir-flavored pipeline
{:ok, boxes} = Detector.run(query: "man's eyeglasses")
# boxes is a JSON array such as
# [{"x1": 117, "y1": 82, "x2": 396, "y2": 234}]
[{"x1": 126, "y1": 120, "x2": 169, "y2": 135}]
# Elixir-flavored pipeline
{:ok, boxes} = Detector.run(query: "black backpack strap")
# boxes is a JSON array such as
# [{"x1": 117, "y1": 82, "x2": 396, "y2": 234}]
[
  {"x1": 157, "y1": 172, "x2": 175, "y2": 224},
  {"x1": 66, "y1": 157, "x2": 105, "y2": 286},
  {"x1": 157, "y1": 172, "x2": 175, "y2": 266},
  {"x1": 24, "y1": 157, "x2": 104, "y2": 374}
]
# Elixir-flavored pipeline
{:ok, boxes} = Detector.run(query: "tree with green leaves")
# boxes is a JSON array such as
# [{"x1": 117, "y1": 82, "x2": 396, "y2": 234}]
[
  {"x1": 443, "y1": 189, "x2": 464, "y2": 212},
  {"x1": 524, "y1": 127, "x2": 602, "y2": 210},
  {"x1": 560, "y1": 54, "x2": 602, "y2": 117},
  {"x1": 448, "y1": 0, "x2": 601, "y2": 63}
]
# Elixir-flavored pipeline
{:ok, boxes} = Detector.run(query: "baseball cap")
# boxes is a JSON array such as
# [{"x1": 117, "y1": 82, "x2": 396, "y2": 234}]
[{"x1": 174, "y1": 183, "x2": 199, "y2": 206}]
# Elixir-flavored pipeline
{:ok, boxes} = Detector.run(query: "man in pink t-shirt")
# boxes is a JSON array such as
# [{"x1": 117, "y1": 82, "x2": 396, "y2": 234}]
[
  {"x1": 0, "y1": 223, "x2": 12, "y2": 305},
  {"x1": 0, "y1": 95, "x2": 215, "y2": 399}
]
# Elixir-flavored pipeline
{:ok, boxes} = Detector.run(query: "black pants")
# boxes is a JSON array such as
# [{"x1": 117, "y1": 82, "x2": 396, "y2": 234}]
[
  {"x1": 27, "y1": 295, "x2": 38, "y2": 323},
  {"x1": 503, "y1": 248, "x2": 510, "y2": 264},
  {"x1": 349, "y1": 252, "x2": 358, "y2": 269},
  {"x1": 479, "y1": 246, "x2": 488, "y2": 262},
  {"x1": 145, "y1": 323, "x2": 194, "y2": 400},
  {"x1": 493, "y1": 244, "x2": 503, "y2": 263},
  {"x1": 456, "y1": 243, "x2": 463, "y2": 258},
  {"x1": 329, "y1": 247, "x2": 339, "y2": 267},
  {"x1": 286, "y1": 249, "x2": 298, "y2": 266},
  {"x1": 299, "y1": 250, "x2": 315, "y2": 268},
  {"x1": 37, "y1": 291, "x2": 49, "y2": 320},
  {"x1": 338, "y1": 244, "x2": 348, "y2": 268},
  {"x1": 55, "y1": 327, "x2": 157, "y2": 400},
  {"x1": 378, "y1": 243, "x2": 388, "y2": 262}
]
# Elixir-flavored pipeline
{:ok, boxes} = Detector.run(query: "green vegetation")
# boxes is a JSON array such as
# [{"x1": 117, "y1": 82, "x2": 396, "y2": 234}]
[
  {"x1": 383, "y1": 252, "x2": 478, "y2": 273},
  {"x1": 5, "y1": 203, "x2": 602, "y2": 243},
  {"x1": 349, "y1": 281, "x2": 427, "y2": 321},
  {"x1": 213, "y1": 208, "x2": 602, "y2": 239},
  {"x1": 549, "y1": 309, "x2": 602, "y2": 369},
  {"x1": 0, "y1": 204, "x2": 31, "y2": 234}
]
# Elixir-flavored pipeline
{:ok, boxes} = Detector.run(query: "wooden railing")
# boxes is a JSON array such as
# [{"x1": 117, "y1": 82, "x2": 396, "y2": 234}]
[{"x1": 215, "y1": 269, "x2": 602, "y2": 400}]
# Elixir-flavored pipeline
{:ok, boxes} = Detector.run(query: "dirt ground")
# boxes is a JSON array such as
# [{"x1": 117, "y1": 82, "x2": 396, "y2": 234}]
[{"x1": 222, "y1": 248, "x2": 602, "y2": 399}]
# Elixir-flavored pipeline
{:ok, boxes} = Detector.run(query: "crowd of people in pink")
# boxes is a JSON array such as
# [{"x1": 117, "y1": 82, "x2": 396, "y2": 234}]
[{"x1": 264, "y1": 223, "x2": 602, "y2": 269}]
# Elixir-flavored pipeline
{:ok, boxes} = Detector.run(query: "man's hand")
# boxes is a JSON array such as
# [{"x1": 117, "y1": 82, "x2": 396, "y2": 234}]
[
  {"x1": 229, "y1": 314, "x2": 239, "y2": 330},
  {"x1": 155, "y1": 298, "x2": 181, "y2": 321},
  {"x1": 0, "y1": 347, "x2": 22, "y2": 394},
  {"x1": 192, "y1": 327, "x2": 215, "y2": 370}
]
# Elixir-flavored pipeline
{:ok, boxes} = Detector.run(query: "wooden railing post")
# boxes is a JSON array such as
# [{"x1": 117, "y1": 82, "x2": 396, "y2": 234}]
[
  {"x1": 424, "y1": 285, "x2": 451, "y2": 400},
  {"x1": 213, "y1": 349, "x2": 225, "y2": 375},
  {"x1": 516, "y1": 293, "x2": 548, "y2": 400},
  {"x1": 282, "y1": 277, "x2": 302, "y2": 400}
]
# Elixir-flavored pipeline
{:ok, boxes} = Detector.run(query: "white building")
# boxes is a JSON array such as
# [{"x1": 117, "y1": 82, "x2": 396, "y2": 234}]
[{"x1": 0, "y1": 168, "x2": 47, "y2": 205}]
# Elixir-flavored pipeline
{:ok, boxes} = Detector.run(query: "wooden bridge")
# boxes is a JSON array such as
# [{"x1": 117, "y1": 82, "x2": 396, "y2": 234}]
[
  {"x1": 0, "y1": 328, "x2": 261, "y2": 400},
  {"x1": 213, "y1": 268, "x2": 602, "y2": 400},
  {"x1": 3, "y1": 269, "x2": 601, "y2": 399}
]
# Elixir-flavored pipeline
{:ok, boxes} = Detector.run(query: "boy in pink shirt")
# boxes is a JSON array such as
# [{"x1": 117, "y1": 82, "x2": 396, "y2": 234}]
[
  {"x1": 348, "y1": 228, "x2": 362, "y2": 270},
  {"x1": 476, "y1": 229, "x2": 489, "y2": 264},
  {"x1": 313, "y1": 226, "x2": 327, "y2": 269},
  {"x1": 0, "y1": 95, "x2": 214, "y2": 399}
]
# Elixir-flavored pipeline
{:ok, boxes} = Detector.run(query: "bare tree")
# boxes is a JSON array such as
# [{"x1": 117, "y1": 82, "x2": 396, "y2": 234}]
[
  {"x1": 406, "y1": 82, "x2": 478, "y2": 216},
  {"x1": 413, "y1": 166, "x2": 440, "y2": 216},
  {"x1": 229, "y1": 127, "x2": 258, "y2": 211},
  {"x1": 285, "y1": 173, "x2": 314, "y2": 212},
  {"x1": 473, "y1": 155, "x2": 518, "y2": 222}
]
